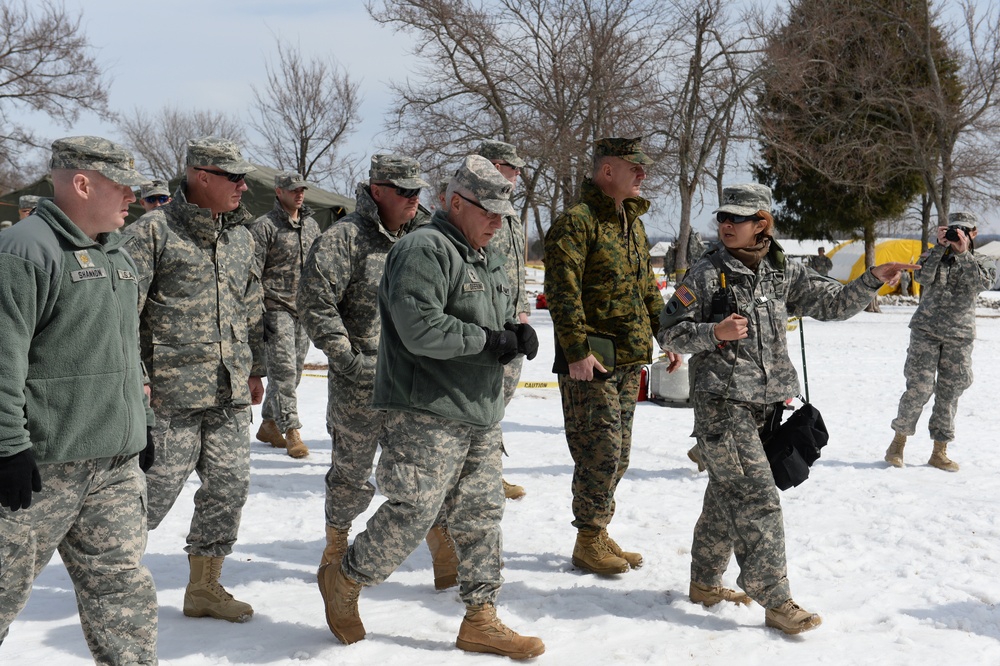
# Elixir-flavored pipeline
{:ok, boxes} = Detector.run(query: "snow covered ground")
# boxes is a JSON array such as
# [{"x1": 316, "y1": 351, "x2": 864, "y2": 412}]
[{"x1": 7, "y1": 289, "x2": 1000, "y2": 665}]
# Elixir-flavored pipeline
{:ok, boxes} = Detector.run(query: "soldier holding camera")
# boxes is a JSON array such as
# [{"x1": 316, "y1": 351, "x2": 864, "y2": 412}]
[{"x1": 886, "y1": 212, "x2": 997, "y2": 471}]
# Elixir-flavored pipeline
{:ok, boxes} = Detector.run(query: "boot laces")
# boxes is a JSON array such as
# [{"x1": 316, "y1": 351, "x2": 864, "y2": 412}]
[{"x1": 470, "y1": 606, "x2": 514, "y2": 638}]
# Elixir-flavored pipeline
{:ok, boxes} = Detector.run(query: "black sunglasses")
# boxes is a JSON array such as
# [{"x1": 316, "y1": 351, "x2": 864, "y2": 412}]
[
  {"x1": 144, "y1": 195, "x2": 169, "y2": 205},
  {"x1": 456, "y1": 192, "x2": 493, "y2": 213},
  {"x1": 495, "y1": 161, "x2": 521, "y2": 171},
  {"x1": 194, "y1": 167, "x2": 246, "y2": 184},
  {"x1": 717, "y1": 212, "x2": 761, "y2": 224},
  {"x1": 374, "y1": 182, "x2": 421, "y2": 198}
]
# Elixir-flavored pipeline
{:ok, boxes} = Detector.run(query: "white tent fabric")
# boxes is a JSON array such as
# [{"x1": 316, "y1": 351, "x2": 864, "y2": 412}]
[{"x1": 650, "y1": 240, "x2": 672, "y2": 257}]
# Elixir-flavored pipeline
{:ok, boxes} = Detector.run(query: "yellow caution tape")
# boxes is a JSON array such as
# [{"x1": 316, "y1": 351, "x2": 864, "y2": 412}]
[{"x1": 518, "y1": 381, "x2": 558, "y2": 389}]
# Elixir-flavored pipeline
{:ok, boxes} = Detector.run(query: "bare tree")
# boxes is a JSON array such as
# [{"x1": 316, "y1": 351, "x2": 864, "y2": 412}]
[
  {"x1": 874, "y1": 0, "x2": 1000, "y2": 246},
  {"x1": 248, "y1": 41, "x2": 362, "y2": 187},
  {"x1": 368, "y1": 0, "x2": 675, "y2": 244},
  {"x1": 117, "y1": 107, "x2": 246, "y2": 180},
  {"x1": 654, "y1": 0, "x2": 766, "y2": 273},
  {"x1": 0, "y1": 0, "x2": 113, "y2": 188}
]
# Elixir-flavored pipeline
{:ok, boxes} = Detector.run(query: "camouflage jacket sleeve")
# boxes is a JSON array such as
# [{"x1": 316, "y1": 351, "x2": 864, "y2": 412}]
[
  {"x1": 785, "y1": 262, "x2": 882, "y2": 321},
  {"x1": 543, "y1": 208, "x2": 591, "y2": 362},
  {"x1": 298, "y1": 226, "x2": 357, "y2": 374},
  {"x1": 245, "y1": 233, "x2": 265, "y2": 377},
  {"x1": 249, "y1": 215, "x2": 274, "y2": 280}
]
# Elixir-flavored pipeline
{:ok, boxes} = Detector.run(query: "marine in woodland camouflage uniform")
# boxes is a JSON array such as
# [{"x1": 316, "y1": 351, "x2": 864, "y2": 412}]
[
  {"x1": 251, "y1": 172, "x2": 321, "y2": 458},
  {"x1": 544, "y1": 137, "x2": 678, "y2": 575},
  {"x1": 125, "y1": 136, "x2": 264, "y2": 622},
  {"x1": 475, "y1": 139, "x2": 530, "y2": 499},
  {"x1": 658, "y1": 182, "x2": 913, "y2": 632},
  {"x1": 0, "y1": 137, "x2": 157, "y2": 664},
  {"x1": 324, "y1": 155, "x2": 543, "y2": 658},
  {"x1": 298, "y1": 154, "x2": 429, "y2": 578},
  {"x1": 887, "y1": 211, "x2": 996, "y2": 470}
]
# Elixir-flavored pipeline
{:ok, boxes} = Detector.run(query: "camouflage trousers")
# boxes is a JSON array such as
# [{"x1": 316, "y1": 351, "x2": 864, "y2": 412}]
[
  {"x1": 502, "y1": 353, "x2": 524, "y2": 405},
  {"x1": 146, "y1": 406, "x2": 251, "y2": 557},
  {"x1": 558, "y1": 363, "x2": 641, "y2": 530},
  {"x1": 0, "y1": 455, "x2": 157, "y2": 665},
  {"x1": 324, "y1": 372, "x2": 385, "y2": 530},
  {"x1": 891, "y1": 330, "x2": 974, "y2": 443},
  {"x1": 345, "y1": 410, "x2": 505, "y2": 607},
  {"x1": 261, "y1": 309, "x2": 310, "y2": 431},
  {"x1": 691, "y1": 392, "x2": 790, "y2": 609}
]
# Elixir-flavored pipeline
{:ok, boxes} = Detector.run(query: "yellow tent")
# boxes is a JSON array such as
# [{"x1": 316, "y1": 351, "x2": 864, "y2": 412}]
[{"x1": 827, "y1": 238, "x2": 931, "y2": 296}]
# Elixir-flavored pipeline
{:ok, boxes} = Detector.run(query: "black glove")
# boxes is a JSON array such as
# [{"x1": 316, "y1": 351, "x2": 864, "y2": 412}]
[
  {"x1": 505, "y1": 322, "x2": 539, "y2": 360},
  {"x1": 0, "y1": 450, "x2": 43, "y2": 512},
  {"x1": 481, "y1": 326, "x2": 519, "y2": 365},
  {"x1": 139, "y1": 427, "x2": 155, "y2": 472}
]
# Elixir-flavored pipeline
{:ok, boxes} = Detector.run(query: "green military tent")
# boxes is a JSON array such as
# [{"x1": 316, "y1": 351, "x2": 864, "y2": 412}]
[{"x1": 0, "y1": 163, "x2": 354, "y2": 230}]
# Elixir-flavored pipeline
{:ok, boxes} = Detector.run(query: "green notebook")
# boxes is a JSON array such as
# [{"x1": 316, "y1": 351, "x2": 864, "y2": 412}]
[{"x1": 552, "y1": 333, "x2": 616, "y2": 380}]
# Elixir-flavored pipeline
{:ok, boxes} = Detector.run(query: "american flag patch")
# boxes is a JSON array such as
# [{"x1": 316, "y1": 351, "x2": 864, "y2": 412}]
[{"x1": 675, "y1": 284, "x2": 696, "y2": 307}]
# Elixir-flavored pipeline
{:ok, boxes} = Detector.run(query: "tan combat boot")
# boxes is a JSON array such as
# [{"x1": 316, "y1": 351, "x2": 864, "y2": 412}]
[
  {"x1": 689, "y1": 581, "x2": 752, "y2": 607},
  {"x1": 456, "y1": 604, "x2": 545, "y2": 660},
  {"x1": 284, "y1": 428, "x2": 309, "y2": 458},
  {"x1": 255, "y1": 419, "x2": 285, "y2": 448},
  {"x1": 325, "y1": 568, "x2": 366, "y2": 644},
  {"x1": 601, "y1": 529, "x2": 642, "y2": 569},
  {"x1": 765, "y1": 599, "x2": 822, "y2": 634},
  {"x1": 503, "y1": 478, "x2": 526, "y2": 500},
  {"x1": 572, "y1": 527, "x2": 628, "y2": 575},
  {"x1": 425, "y1": 524, "x2": 459, "y2": 590},
  {"x1": 884, "y1": 432, "x2": 906, "y2": 467},
  {"x1": 687, "y1": 445, "x2": 706, "y2": 472},
  {"x1": 928, "y1": 440, "x2": 959, "y2": 472},
  {"x1": 183, "y1": 555, "x2": 254, "y2": 623},
  {"x1": 317, "y1": 526, "x2": 349, "y2": 602}
]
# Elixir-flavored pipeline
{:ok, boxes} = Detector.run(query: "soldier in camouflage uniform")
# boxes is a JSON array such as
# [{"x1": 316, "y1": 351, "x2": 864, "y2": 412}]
[
  {"x1": 886, "y1": 211, "x2": 997, "y2": 471},
  {"x1": 252, "y1": 171, "x2": 321, "y2": 459},
  {"x1": 0, "y1": 137, "x2": 157, "y2": 664},
  {"x1": 808, "y1": 247, "x2": 833, "y2": 276},
  {"x1": 139, "y1": 179, "x2": 172, "y2": 212},
  {"x1": 475, "y1": 139, "x2": 531, "y2": 500},
  {"x1": 324, "y1": 155, "x2": 544, "y2": 660},
  {"x1": 544, "y1": 137, "x2": 681, "y2": 576},
  {"x1": 125, "y1": 136, "x2": 265, "y2": 624},
  {"x1": 299, "y1": 154, "x2": 459, "y2": 595},
  {"x1": 17, "y1": 194, "x2": 40, "y2": 220},
  {"x1": 658, "y1": 183, "x2": 916, "y2": 634}
]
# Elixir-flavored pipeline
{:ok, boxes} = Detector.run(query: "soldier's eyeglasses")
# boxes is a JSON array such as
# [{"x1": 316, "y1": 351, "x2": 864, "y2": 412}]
[
  {"x1": 494, "y1": 162, "x2": 521, "y2": 172},
  {"x1": 144, "y1": 195, "x2": 169, "y2": 205},
  {"x1": 374, "y1": 182, "x2": 421, "y2": 198},
  {"x1": 194, "y1": 167, "x2": 246, "y2": 184},
  {"x1": 717, "y1": 212, "x2": 761, "y2": 225}
]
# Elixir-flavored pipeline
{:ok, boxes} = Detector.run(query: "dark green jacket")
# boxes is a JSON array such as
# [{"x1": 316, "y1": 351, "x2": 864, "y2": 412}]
[
  {"x1": 543, "y1": 178, "x2": 662, "y2": 367},
  {"x1": 0, "y1": 200, "x2": 149, "y2": 462},
  {"x1": 374, "y1": 211, "x2": 514, "y2": 427}
]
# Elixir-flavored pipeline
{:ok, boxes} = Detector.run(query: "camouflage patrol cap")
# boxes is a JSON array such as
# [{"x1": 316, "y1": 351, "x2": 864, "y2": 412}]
[
  {"x1": 948, "y1": 211, "x2": 978, "y2": 229},
  {"x1": 139, "y1": 179, "x2": 170, "y2": 199},
  {"x1": 369, "y1": 154, "x2": 429, "y2": 189},
  {"x1": 186, "y1": 136, "x2": 255, "y2": 174},
  {"x1": 49, "y1": 136, "x2": 146, "y2": 187},
  {"x1": 452, "y1": 154, "x2": 516, "y2": 217},
  {"x1": 594, "y1": 137, "x2": 653, "y2": 165},
  {"x1": 275, "y1": 171, "x2": 310, "y2": 190},
  {"x1": 475, "y1": 139, "x2": 526, "y2": 168},
  {"x1": 18, "y1": 194, "x2": 40, "y2": 210},
  {"x1": 714, "y1": 183, "x2": 772, "y2": 216}
]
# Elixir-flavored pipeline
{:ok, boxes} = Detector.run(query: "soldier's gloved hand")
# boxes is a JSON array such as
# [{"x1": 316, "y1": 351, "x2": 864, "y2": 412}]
[
  {"x1": 139, "y1": 427, "x2": 155, "y2": 472},
  {"x1": 505, "y1": 322, "x2": 538, "y2": 360},
  {"x1": 0, "y1": 450, "x2": 43, "y2": 512},
  {"x1": 481, "y1": 326, "x2": 519, "y2": 365}
]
